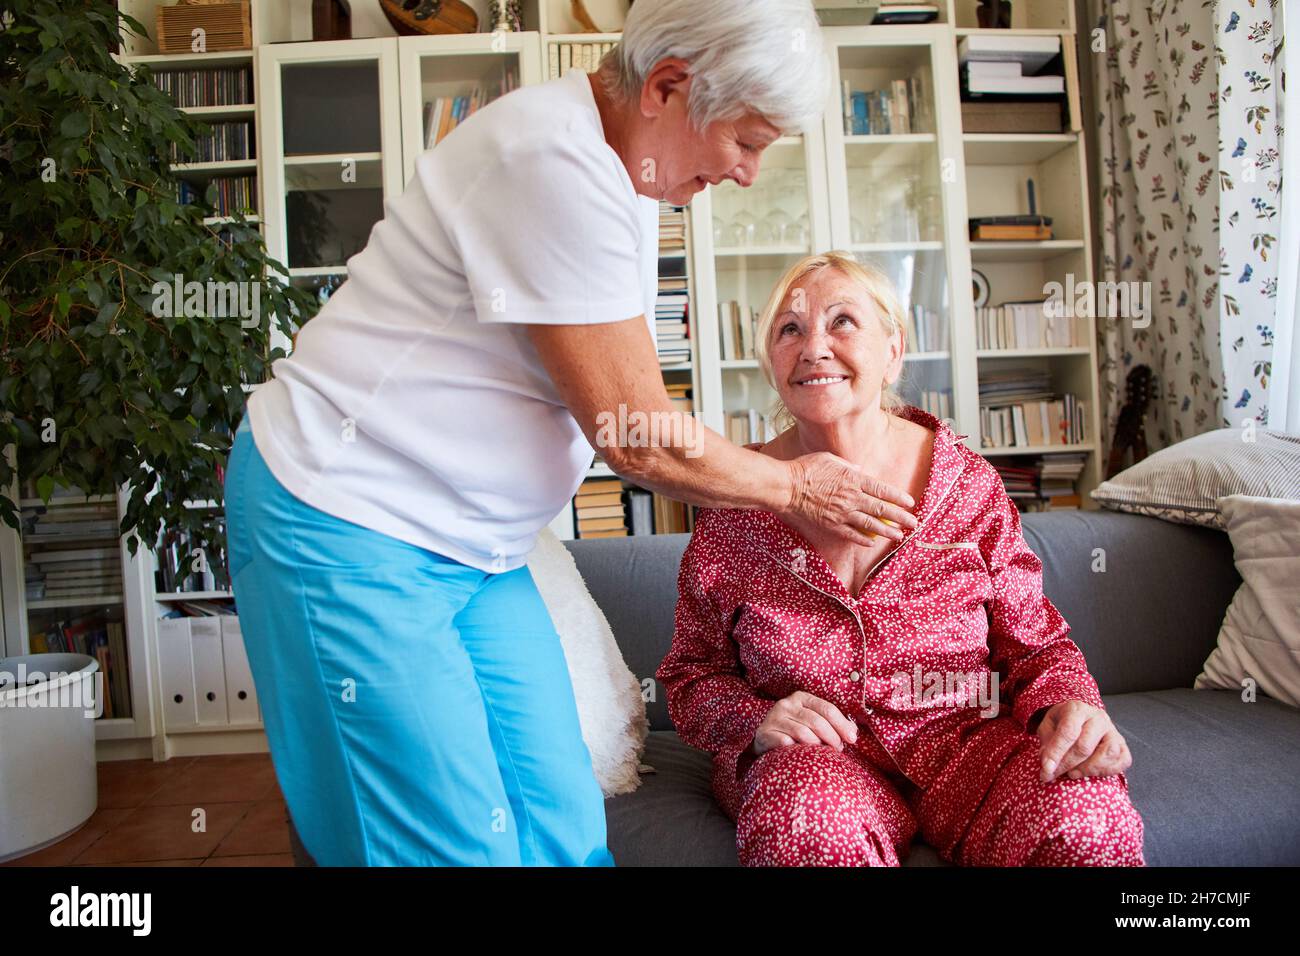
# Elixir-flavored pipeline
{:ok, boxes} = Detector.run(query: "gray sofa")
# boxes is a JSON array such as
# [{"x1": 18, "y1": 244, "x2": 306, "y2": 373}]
[{"x1": 287, "y1": 509, "x2": 1300, "y2": 866}]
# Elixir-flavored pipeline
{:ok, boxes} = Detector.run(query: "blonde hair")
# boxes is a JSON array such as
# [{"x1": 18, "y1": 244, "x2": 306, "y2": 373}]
[{"x1": 754, "y1": 251, "x2": 909, "y2": 434}]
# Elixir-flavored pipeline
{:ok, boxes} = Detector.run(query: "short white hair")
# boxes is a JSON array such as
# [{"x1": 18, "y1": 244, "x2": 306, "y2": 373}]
[{"x1": 600, "y1": 0, "x2": 831, "y2": 135}]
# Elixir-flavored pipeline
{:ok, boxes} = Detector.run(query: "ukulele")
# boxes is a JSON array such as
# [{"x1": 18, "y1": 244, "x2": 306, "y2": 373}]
[
  {"x1": 378, "y1": 0, "x2": 478, "y2": 36},
  {"x1": 1105, "y1": 364, "x2": 1154, "y2": 478}
]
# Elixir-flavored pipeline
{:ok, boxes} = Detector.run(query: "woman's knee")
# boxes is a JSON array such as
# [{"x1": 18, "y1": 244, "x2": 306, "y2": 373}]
[
  {"x1": 1004, "y1": 772, "x2": 1146, "y2": 867},
  {"x1": 736, "y1": 745, "x2": 909, "y2": 866}
]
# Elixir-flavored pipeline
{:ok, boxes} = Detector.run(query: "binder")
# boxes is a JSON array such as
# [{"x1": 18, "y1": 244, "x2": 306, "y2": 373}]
[
  {"x1": 156, "y1": 618, "x2": 198, "y2": 729},
  {"x1": 220, "y1": 617, "x2": 260, "y2": 725},
  {"x1": 189, "y1": 617, "x2": 230, "y2": 725}
]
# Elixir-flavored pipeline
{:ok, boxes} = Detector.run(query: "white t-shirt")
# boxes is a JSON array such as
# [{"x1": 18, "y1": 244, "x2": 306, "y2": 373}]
[{"x1": 247, "y1": 69, "x2": 660, "y2": 574}]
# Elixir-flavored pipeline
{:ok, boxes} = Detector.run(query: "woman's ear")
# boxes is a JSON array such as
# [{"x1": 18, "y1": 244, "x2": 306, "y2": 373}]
[{"x1": 882, "y1": 325, "x2": 906, "y2": 386}]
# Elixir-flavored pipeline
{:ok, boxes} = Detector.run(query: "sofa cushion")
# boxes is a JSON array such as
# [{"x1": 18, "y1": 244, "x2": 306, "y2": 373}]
[
  {"x1": 1195, "y1": 495, "x2": 1300, "y2": 708},
  {"x1": 1104, "y1": 688, "x2": 1300, "y2": 866}
]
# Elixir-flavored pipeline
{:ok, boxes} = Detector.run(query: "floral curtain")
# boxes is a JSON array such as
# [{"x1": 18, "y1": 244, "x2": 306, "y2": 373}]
[
  {"x1": 1215, "y1": 0, "x2": 1286, "y2": 427},
  {"x1": 1092, "y1": 0, "x2": 1287, "y2": 453},
  {"x1": 1092, "y1": 0, "x2": 1223, "y2": 453}
]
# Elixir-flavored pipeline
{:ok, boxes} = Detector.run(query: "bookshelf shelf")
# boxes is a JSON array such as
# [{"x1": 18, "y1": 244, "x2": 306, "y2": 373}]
[
  {"x1": 119, "y1": 49, "x2": 253, "y2": 67},
  {"x1": 155, "y1": 591, "x2": 234, "y2": 603},
  {"x1": 181, "y1": 103, "x2": 255, "y2": 117},
  {"x1": 963, "y1": 133, "x2": 1078, "y2": 165},
  {"x1": 978, "y1": 347, "x2": 1091, "y2": 359},
  {"x1": 170, "y1": 158, "x2": 257, "y2": 174},
  {"x1": 844, "y1": 132, "x2": 937, "y2": 145},
  {"x1": 28, "y1": 596, "x2": 125, "y2": 611},
  {"x1": 850, "y1": 241, "x2": 946, "y2": 252},
  {"x1": 969, "y1": 240, "x2": 1086, "y2": 261},
  {"x1": 953, "y1": 28, "x2": 1071, "y2": 38},
  {"x1": 283, "y1": 151, "x2": 384, "y2": 165},
  {"x1": 713, "y1": 245, "x2": 812, "y2": 258},
  {"x1": 981, "y1": 442, "x2": 1096, "y2": 456}
]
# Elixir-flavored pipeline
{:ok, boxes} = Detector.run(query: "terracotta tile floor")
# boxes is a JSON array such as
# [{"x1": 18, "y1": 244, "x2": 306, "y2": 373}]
[{"x1": 2, "y1": 753, "x2": 294, "y2": 867}]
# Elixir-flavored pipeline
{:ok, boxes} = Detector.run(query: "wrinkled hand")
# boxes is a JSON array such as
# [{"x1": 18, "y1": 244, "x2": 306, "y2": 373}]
[
  {"x1": 1035, "y1": 700, "x2": 1132, "y2": 783},
  {"x1": 752, "y1": 690, "x2": 859, "y2": 757},
  {"x1": 783, "y1": 451, "x2": 917, "y2": 547}
]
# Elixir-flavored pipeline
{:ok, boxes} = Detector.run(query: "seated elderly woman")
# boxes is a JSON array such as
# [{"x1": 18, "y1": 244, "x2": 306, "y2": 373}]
[{"x1": 656, "y1": 252, "x2": 1145, "y2": 867}]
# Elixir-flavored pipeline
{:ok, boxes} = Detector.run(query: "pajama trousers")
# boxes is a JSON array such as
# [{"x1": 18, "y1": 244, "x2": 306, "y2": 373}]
[
  {"x1": 734, "y1": 715, "x2": 1145, "y2": 867},
  {"x1": 223, "y1": 418, "x2": 613, "y2": 866}
]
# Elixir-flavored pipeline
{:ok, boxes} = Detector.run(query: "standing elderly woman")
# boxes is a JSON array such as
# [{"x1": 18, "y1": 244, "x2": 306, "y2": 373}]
[
  {"x1": 657, "y1": 252, "x2": 1146, "y2": 866},
  {"x1": 224, "y1": 0, "x2": 920, "y2": 867}
]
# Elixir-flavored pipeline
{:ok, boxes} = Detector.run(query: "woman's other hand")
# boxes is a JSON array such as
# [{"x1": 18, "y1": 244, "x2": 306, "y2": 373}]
[
  {"x1": 784, "y1": 450, "x2": 918, "y2": 545},
  {"x1": 1035, "y1": 700, "x2": 1133, "y2": 783},
  {"x1": 751, "y1": 690, "x2": 860, "y2": 756}
]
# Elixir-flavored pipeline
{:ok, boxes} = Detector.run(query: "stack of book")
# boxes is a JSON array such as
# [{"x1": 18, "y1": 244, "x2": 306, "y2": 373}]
[
  {"x1": 423, "y1": 65, "x2": 520, "y2": 149},
  {"x1": 169, "y1": 119, "x2": 254, "y2": 164},
  {"x1": 904, "y1": 304, "x2": 947, "y2": 353},
  {"x1": 976, "y1": 300, "x2": 1085, "y2": 350},
  {"x1": 651, "y1": 493, "x2": 695, "y2": 535},
  {"x1": 656, "y1": 283, "x2": 690, "y2": 365},
  {"x1": 22, "y1": 501, "x2": 122, "y2": 604},
  {"x1": 665, "y1": 382, "x2": 693, "y2": 415},
  {"x1": 149, "y1": 65, "x2": 253, "y2": 108},
  {"x1": 979, "y1": 369, "x2": 1086, "y2": 448},
  {"x1": 549, "y1": 41, "x2": 617, "y2": 79},
  {"x1": 917, "y1": 389, "x2": 952, "y2": 421},
  {"x1": 659, "y1": 203, "x2": 686, "y2": 253},
  {"x1": 657, "y1": 203, "x2": 691, "y2": 365},
  {"x1": 718, "y1": 301, "x2": 758, "y2": 360},
  {"x1": 959, "y1": 35, "x2": 1064, "y2": 98},
  {"x1": 28, "y1": 613, "x2": 132, "y2": 718},
  {"x1": 726, "y1": 410, "x2": 777, "y2": 446},
  {"x1": 993, "y1": 454, "x2": 1088, "y2": 511},
  {"x1": 969, "y1": 215, "x2": 1053, "y2": 241},
  {"x1": 841, "y1": 74, "x2": 929, "y2": 135},
  {"x1": 574, "y1": 477, "x2": 627, "y2": 538}
]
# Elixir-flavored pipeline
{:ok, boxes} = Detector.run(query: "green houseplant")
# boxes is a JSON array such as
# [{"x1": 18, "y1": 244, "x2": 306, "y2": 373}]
[{"x1": 0, "y1": 0, "x2": 319, "y2": 569}]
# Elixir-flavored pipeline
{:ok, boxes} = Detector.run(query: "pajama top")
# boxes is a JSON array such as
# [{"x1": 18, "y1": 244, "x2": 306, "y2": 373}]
[{"x1": 657, "y1": 404, "x2": 1107, "y2": 821}]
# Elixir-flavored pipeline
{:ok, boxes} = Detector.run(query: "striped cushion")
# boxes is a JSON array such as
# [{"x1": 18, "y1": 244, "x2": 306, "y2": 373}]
[{"x1": 1091, "y1": 427, "x2": 1300, "y2": 528}]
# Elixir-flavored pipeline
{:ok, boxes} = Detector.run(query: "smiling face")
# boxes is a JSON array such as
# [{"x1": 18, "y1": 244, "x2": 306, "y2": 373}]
[
  {"x1": 660, "y1": 106, "x2": 783, "y2": 204},
  {"x1": 768, "y1": 266, "x2": 906, "y2": 427},
  {"x1": 626, "y1": 59, "x2": 783, "y2": 204}
]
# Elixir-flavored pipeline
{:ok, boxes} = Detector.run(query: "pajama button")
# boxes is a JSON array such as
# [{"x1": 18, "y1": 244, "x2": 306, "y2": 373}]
[{"x1": 849, "y1": 670, "x2": 861, "y2": 682}]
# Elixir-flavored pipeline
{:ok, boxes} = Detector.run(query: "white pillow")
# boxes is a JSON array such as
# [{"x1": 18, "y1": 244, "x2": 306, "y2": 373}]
[
  {"x1": 1195, "y1": 495, "x2": 1300, "y2": 708},
  {"x1": 525, "y1": 526, "x2": 648, "y2": 796},
  {"x1": 1091, "y1": 427, "x2": 1300, "y2": 527}
]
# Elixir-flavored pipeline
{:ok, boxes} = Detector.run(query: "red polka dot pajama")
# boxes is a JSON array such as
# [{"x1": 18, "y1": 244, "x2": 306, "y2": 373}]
[{"x1": 656, "y1": 405, "x2": 1146, "y2": 867}]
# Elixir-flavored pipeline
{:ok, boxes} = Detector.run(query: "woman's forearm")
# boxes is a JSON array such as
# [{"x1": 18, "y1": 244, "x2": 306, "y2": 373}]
[{"x1": 611, "y1": 422, "x2": 796, "y2": 513}]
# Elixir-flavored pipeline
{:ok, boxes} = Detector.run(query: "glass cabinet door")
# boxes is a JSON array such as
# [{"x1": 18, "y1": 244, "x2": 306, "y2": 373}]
[
  {"x1": 822, "y1": 27, "x2": 968, "y2": 428},
  {"x1": 694, "y1": 134, "x2": 833, "y2": 442},
  {"x1": 398, "y1": 33, "x2": 542, "y2": 187},
  {"x1": 256, "y1": 39, "x2": 404, "y2": 351}
]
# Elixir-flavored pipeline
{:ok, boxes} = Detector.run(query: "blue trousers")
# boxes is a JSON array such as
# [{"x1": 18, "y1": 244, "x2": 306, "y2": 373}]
[{"x1": 223, "y1": 419, "x2": 614, "y2": 866}]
